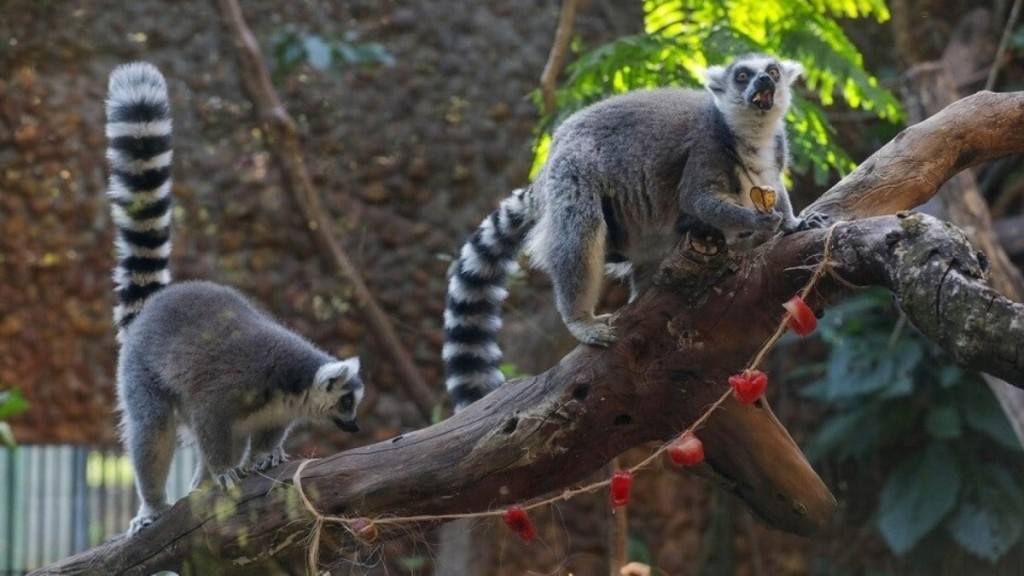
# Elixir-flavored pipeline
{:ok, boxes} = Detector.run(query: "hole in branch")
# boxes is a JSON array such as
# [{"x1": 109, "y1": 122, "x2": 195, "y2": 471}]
[
  {"x1": 571, "y1": 384, "x2": 590, "y2": 401},
  {"x1": 613, "y1": 414, "x2": 632, "y2": 426},
  {"x1": 502, "y1": 417, "x2": 519, "y2": 434}
]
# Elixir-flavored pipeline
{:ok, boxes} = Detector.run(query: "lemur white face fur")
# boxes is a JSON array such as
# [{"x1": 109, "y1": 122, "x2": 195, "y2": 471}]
[
  {"x1": 703, "y1": 55, "x2": 804, "y2": 128},
  {"x1": 314, "y1": 358, "x2": 365, "y2": 432}
]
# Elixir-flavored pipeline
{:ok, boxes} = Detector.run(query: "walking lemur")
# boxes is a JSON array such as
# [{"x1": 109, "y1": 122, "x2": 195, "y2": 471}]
[
  {"x1": 444, "y1": 53, "x2": 826, "y2": 411},
  {"x1": 105, "y1": 62, "x2": 365, "y2": 536}
]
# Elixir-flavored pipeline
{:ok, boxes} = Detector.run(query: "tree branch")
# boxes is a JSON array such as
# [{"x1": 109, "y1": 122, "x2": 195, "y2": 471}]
[
  {"x1": 33, "y1": 74, "x2": 1024, "y2": 576},
  {"x1": 903, "y1": 61, "x2": 1024, "y2": 447},
  {"x1": 538, "y1": 0, "x2": 579, "y2": 115},
  {"x1": 215, "y1": 0, "x2": 438, "y2": 420},
  {"x1": 35, "y1": 210, "x2": 1024, "y2": 575},
  {"x1": 806, "y1": 90, "x2": 1024, "y2": 220}
]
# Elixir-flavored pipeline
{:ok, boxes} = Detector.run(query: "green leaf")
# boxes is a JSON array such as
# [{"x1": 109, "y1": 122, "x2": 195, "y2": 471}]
[
  {"x1": 538, "y1": 0, "x2": 903, "y2": 181},
  {"x1": 0, "y1": 388, "x2": 29, "y2": 420},
  {"x1": 938, "y1": 364, "x2": 965, "y2": 389},
  {"x1": 805, "y1": 405, "x2": 877, "y2": 461},
  {"x1": 925, "y1": 404, "x2": 962, "y2": 440},
  {"x1": 877, "y1": 443, "x2": 961, "y2": 555},
  {"x1": 302, "y1": 35, "x2": 332, "y2": 70},
  {"x1": 962, "y1": 388, "x2": 1023, "y2": 452},
  {"x1": 803, "y1": 333, "x2": 920, "y2": 402},
  {"x1": 627, "y1": 530, "x2": 654, "y2": 564},
  {"x1": 946, "y1": 463, "x2": 1024, "y2": 563}
]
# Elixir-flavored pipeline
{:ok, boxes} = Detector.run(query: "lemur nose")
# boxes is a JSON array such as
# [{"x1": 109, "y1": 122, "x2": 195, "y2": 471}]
[{"x1": 754, "y1": 73, "x2": 773, "y2": 86}]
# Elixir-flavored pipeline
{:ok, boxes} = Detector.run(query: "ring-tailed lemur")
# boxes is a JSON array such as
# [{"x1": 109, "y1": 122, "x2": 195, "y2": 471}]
[
  {"x1": 106, "y1": 62, "x2": 366, "y2": 537},
  {"x1": 444, "y1": 53, "x2": 826, "y2": 410}
]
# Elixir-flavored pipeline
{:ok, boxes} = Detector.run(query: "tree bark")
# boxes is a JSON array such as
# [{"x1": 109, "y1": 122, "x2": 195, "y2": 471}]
[
  {"x1": 806, "y1": 91, "x2": 1024, "y2": 219},
  {"x1": 902, "y1": 60, "x2": 1024, "y2": 447},
  {"x1": 31, "y1": 89, "x2": 1024, "y2": 576}
]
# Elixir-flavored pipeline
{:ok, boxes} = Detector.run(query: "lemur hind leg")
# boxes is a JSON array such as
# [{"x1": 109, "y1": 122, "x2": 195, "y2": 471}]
[
  {"x1": 191, "y1": 410, "x2": 246, "y2": 489},
  {"x1": 122, "y1": 387, "x2": 176, "y2": 536},
  {"x1": 538, "y1": 170, "x2": 617, "y2": 346}
]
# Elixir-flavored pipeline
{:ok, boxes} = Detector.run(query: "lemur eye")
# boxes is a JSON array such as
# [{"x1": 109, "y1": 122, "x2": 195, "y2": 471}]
[
  {"x1": 767, "y1": 67, "x2": 780, "y2": 81},
  {"x1": 735, "y1": 71, "x2": 749, "y2": 83}
]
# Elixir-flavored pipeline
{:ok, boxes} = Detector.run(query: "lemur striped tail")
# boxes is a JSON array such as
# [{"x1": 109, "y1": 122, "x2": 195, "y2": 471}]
[
  {"x1": 444, "y1": 187, "x2": 534, "y2": 411},
  {"x1": 105, "y1": 63, "x2": 174, "y2": 342}
]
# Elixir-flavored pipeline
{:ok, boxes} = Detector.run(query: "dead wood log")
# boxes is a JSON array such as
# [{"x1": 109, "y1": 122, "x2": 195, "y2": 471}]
[{"x1": 31, "y1": 89, "x2": 1024, "y2": 576}]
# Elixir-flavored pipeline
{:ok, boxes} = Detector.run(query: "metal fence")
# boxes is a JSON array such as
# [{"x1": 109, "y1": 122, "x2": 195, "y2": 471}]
[{"x1": 0, "y1": 444, "x2": 199, "y2": 574}]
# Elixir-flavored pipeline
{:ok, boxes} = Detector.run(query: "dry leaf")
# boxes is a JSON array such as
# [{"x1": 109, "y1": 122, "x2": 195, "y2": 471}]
[{"x1": 750, "y1": 185, "x2": 776, "y2": 214}]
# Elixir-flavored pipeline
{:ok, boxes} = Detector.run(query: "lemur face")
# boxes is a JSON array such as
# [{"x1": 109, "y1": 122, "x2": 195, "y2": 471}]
[
  {"x1": 329, "y1": 374, "x2": 364, "y2": 432},
  {"x1": 315, "y1": 357, "x2": 365, "y2": 433},
  {"x1": 703, "y1": 54, "x2": 804, "y2": 117}
]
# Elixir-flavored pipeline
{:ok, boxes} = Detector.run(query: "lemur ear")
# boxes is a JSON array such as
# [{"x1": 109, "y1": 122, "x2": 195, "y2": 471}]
[
  {"x1": 340, "y1": 356, "x2": 361, "y2": 378},
  {"x1": 702, "y1": 65, "x2": 727, "y2": 93},
  {"x1": 780, "y1": 59, "x2": 804, "y2": 83},
  {"x1": 316, "y1": 357, "x2": 361, "y2": 391}
]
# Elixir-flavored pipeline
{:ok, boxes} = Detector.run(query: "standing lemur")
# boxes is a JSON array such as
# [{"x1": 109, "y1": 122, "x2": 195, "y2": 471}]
[
  {"x1": 444, "y1": 53, "x2": 826, "y2": 410},
  {"x1": 106, "y1": 63, "x2": 366, "y2": 537}
]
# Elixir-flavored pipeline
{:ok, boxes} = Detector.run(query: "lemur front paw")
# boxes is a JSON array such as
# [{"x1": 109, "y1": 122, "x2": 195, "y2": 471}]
[
  {"x1": 782, "y1": 212, "x2": 830, "y2": 234},
  {"x1": 759, "y1": 210, "x2": 784, "y2": 230},
  {"x1": 251, "y1": 447, "x2": 289, "y2": 473},
  {"x1": 127, "y1": 514, "x2": 160, "y2": 537},
  {"x1": 797, "y1": 212, "x2": 831, "y2": 230},
  {"x1": 566, "y1": 314, "x2": 617, "y2": 347},
  {"x1": 214, "y1": 467, "x2": 246, "y2": 489}
]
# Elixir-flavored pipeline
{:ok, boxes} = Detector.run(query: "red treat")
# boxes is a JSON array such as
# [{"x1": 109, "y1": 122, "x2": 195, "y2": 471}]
[
  {"x1": 667, "y1": 431, "x2": 704, "y2": 466},
  {"x1": 783, "y1": 295, "x2": 818, "y2": 336},
  {"x1": 502, "y1": 505, "x2": 536, "y2": 544},
  {"x1": 609, "y1": 470, "x2": 633, "y2": 508},
  {"x1": 729, "y1": 369, "x2": 768, "y2": 404}
]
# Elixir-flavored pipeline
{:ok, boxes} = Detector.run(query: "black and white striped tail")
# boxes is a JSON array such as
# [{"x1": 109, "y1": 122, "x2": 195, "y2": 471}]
[
  {"x1": 105, "y1": 63, "x2": 173, "y2": 342},
  {"x1": 443, "y1": 187, "x2": 534, "y2": 411}
]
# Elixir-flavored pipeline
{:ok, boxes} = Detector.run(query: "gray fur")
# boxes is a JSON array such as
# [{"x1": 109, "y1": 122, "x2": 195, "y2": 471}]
[
  {"x1": 116, "y1": 282, "x2": 364, "y2": 536},
  {"x1": 105, "y1": 63, "x2": 365, "y2": 537},
  {"x1": 444, "y1": 54, "x2": 816, "y2": 411}
]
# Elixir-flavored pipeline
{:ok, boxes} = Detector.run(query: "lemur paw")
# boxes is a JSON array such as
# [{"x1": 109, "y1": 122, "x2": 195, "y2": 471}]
[
  {"x1": 214, "y1": 467, "x2": 246, "y2": 489},
  {"x1": 758, "y1": 210, "x2": 784, "y2": 230},
  {"x1": 128, "y1": 504, "x2": 167, "y2": 537},
  {"x1": 782, "y1": 212, "x2": 830, "y2": 234},
  {"x1": 567, "y1": 314, "x2": 617, "y2": 347},
  {"x1": 251, "y1": 447, "x2": 289, "y2": 473},
  {"x1": 127, "y1": 511, "x2": 164, "y2": 537},
  {"x1": 797, "y1": 212, "x2": 831, "y2": 230}
]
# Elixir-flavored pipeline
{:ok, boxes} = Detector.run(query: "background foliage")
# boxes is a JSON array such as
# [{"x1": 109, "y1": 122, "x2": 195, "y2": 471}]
[
  {"x1": 802, "y1": 289, "x2": 1024, "y2": 572},
  {"x1": 532, "y1": 0, "x2": 904, "y2": 183}
]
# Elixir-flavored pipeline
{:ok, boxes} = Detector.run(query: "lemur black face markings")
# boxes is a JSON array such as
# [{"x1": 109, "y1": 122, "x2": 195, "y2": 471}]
[
  {"x1": 443, "y1": 53, "x2": 825, "y2": 411},
  {"x1": 105, "y1": 63, "x2": 366, "y2": 537}
]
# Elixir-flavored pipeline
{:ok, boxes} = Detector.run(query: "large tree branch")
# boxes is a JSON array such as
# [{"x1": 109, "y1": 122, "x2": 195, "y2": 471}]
[
  {"x1": 33, "y1": 85, "x2": 1024, "y2": 575},
  {"x1": 902, "y1": 61, "x2": 1024, "y2": 447},
  {"x1": 806, "y1": 90, "x2": 1024, "y2": 220},
  {"x1": 34, "y1": 212, "x2": 1024, "y2": 575}
]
